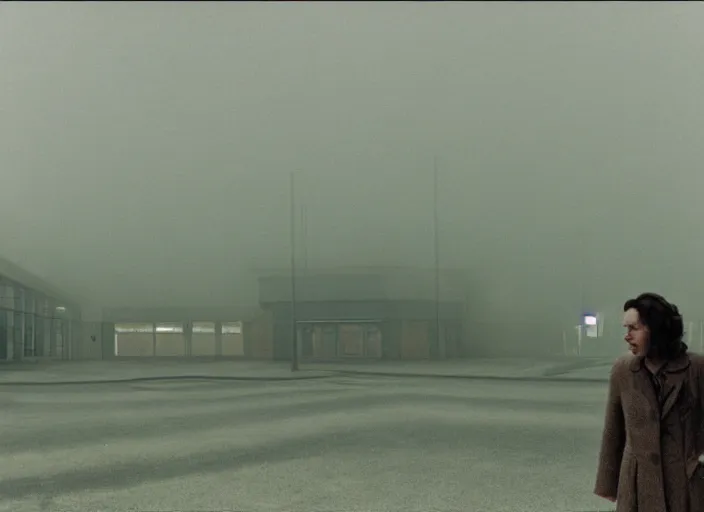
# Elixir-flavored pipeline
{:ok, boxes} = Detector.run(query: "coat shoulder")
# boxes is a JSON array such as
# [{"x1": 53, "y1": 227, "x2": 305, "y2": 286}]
[
  {"x1": 689, "y1": 351, "x2": 704, "y2": 364},
  {"x1": 611, "y1": 354, "x2": 633, "y2": 375},
  {"x1": 689, "y1": 352, "x2": 704, "y2": 373},
  {"x1": 689, "y1": 353, "x2": 704, "y2": 402},
  {"x1": 604, "y1": 355, "x2": 633, "y2": 388}
]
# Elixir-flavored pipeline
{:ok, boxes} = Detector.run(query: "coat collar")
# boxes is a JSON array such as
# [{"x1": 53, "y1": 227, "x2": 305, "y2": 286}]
[
  {"x1": 628, "y1": 348, "x2": 691, "y2": 374},
  {"x1": 629, "y1": 349, "x2": 691, "y2": 420}
]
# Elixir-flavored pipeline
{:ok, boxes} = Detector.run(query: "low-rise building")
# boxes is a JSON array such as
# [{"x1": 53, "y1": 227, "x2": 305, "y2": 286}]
[
  {"x1": 256, "y1": 266, "x2": 469, "y2": 361},
  {"x1": 0, "y1": 256, "x2": 82, "y2": 361}
]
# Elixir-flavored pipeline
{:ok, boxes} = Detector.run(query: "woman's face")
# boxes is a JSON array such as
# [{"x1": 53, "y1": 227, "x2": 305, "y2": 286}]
[{"x1": 623, "y1": 307, "x2": 649, "y2": 356}]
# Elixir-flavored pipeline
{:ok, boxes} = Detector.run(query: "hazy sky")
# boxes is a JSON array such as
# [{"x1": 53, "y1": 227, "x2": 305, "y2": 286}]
[{"x1": 1, "y1": 2, "x2": 703, "y2": 318}]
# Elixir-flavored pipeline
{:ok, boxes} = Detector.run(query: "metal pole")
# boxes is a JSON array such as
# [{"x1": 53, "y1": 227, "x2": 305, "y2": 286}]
[
  {"x1": 290, "y1": 171, "x2": 299, "y2": 372},
  {"x1": 301, "y1": 204, "x2": 308, "y2": 271},
  {"x1": 578, "y1": 227, "x2": 586, "y2": 358},
  {"x1": 576, "y1": 324, "x2": 582, "y2": 356},
  {"x1": 433, "y1": 157, "x2": 441, "y2": 359}
]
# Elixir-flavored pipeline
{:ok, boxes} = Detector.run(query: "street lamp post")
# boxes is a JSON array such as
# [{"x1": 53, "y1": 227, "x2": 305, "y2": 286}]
[
  {"x1": 289, "y1": 171, "x2": 299, "y2": 372},
  {"x1": 433, "y1": 157, "x2": 441, "y2": 359}
]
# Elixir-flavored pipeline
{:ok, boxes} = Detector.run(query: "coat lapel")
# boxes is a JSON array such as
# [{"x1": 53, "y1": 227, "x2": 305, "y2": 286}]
[
  {"x1": 629, "y1": 355, "x2": 659, "y2": 413},
  {"x1": 660, "y1": 352, "x2": 690, "y2": 420},
  {"x1": 629, "y1": 351, "x2": 691, "y2": 420}
]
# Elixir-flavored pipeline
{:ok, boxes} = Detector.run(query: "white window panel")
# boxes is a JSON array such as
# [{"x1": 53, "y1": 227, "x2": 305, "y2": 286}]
[
  {"x1": 155, "y1": 322, "x2": 184, "y2": 334},
  {"x1": 192, "y1": 322, "x2": 215, "y2": 334},
  {"x1": 115, "y1": 323, "x2": 154, "y2": 334},
  {"x1": 222, "y1": 322, "x2": 242, "y2": 334}
]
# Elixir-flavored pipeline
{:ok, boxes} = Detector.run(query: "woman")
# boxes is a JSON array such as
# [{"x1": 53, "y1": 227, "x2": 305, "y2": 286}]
[{"x1": 594, "y1": 292, "x2": 704, "y2": 511}]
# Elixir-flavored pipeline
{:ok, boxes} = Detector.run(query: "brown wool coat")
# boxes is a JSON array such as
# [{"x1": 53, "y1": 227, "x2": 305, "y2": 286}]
[{"x1": 595, "y1": 352, "x2": 704, "y2": 512}]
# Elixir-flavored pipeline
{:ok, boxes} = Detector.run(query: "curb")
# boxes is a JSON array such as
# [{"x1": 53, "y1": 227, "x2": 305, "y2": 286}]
[
  {"x1": 0, "y1": 368, "x2": 612, "y2": 386},
  {"x1": 541, "y1": 360, "x2": 613, "y2": 377},
  {"x1": 0, "y1": 373, "x2": 336, "y2": 386},
  {"x1": 333, "y1": 369, "x2": 609, "y2": 383}
]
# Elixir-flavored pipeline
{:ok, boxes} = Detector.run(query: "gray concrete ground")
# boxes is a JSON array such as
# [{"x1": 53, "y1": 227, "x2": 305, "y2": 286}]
[
  {"x1": 0, "y1": 357, "x2": 616, "y2": 385},
  {"x1": 0, "y1": 370, "x2": 616, "y2": 512},
  {"x1": 305, "y1": 358, "x2": 614, "y2": 382},
  {"x1": 0, "y1": 360, "x2": 335, "y2": 385}
]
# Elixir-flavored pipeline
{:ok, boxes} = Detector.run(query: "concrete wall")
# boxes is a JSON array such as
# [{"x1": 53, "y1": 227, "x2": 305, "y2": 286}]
[
  {"x1": 74, "y1": 321, "x2": 104, "y2": 360},
  {"x1": 222, "y1": 332, "x2": 244, "y2": 356},
  {"x1": 266, "y1": 300, "x2": 464, "y2": 361},
  {"x1": 192, "y1": 332, "x2": 216, "y2": 356},
  {"x1": 244, "y1": 310, "x2": 273, "y2": 359},
  {"x1": 263, "y1": 301, "x2": 467, "y2": 361},
  {"x1": 400, "y1": 320, "x2": 430, "y2": 360},
  {"x1": 117, "y1": 333, "x2": 154, "y2": 356},
  {"x1": 63, "y1": 321, "x2": 117, "y2": 360},
  {"x1": 155, "y1": 333, "x2": 186, "y2": 356}
]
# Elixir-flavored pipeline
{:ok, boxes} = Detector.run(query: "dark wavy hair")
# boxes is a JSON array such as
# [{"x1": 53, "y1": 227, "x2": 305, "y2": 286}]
[{"x1": 623, "y1": 292, "x2": 686, "y2": 360}]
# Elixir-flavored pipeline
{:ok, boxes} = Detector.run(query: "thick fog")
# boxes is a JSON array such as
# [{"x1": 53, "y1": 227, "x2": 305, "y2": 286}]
[{"x1": 1, "y1": 3, "x2": 703, "y2": 322}]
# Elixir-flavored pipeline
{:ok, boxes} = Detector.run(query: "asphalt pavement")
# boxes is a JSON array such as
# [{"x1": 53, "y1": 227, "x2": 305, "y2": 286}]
[
  {"x1": 0, "y1": 357, "x2": 615, "y2": 385},
  {"x1": 0, "y1": 372, "x2": 616, "y2": 512}
]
